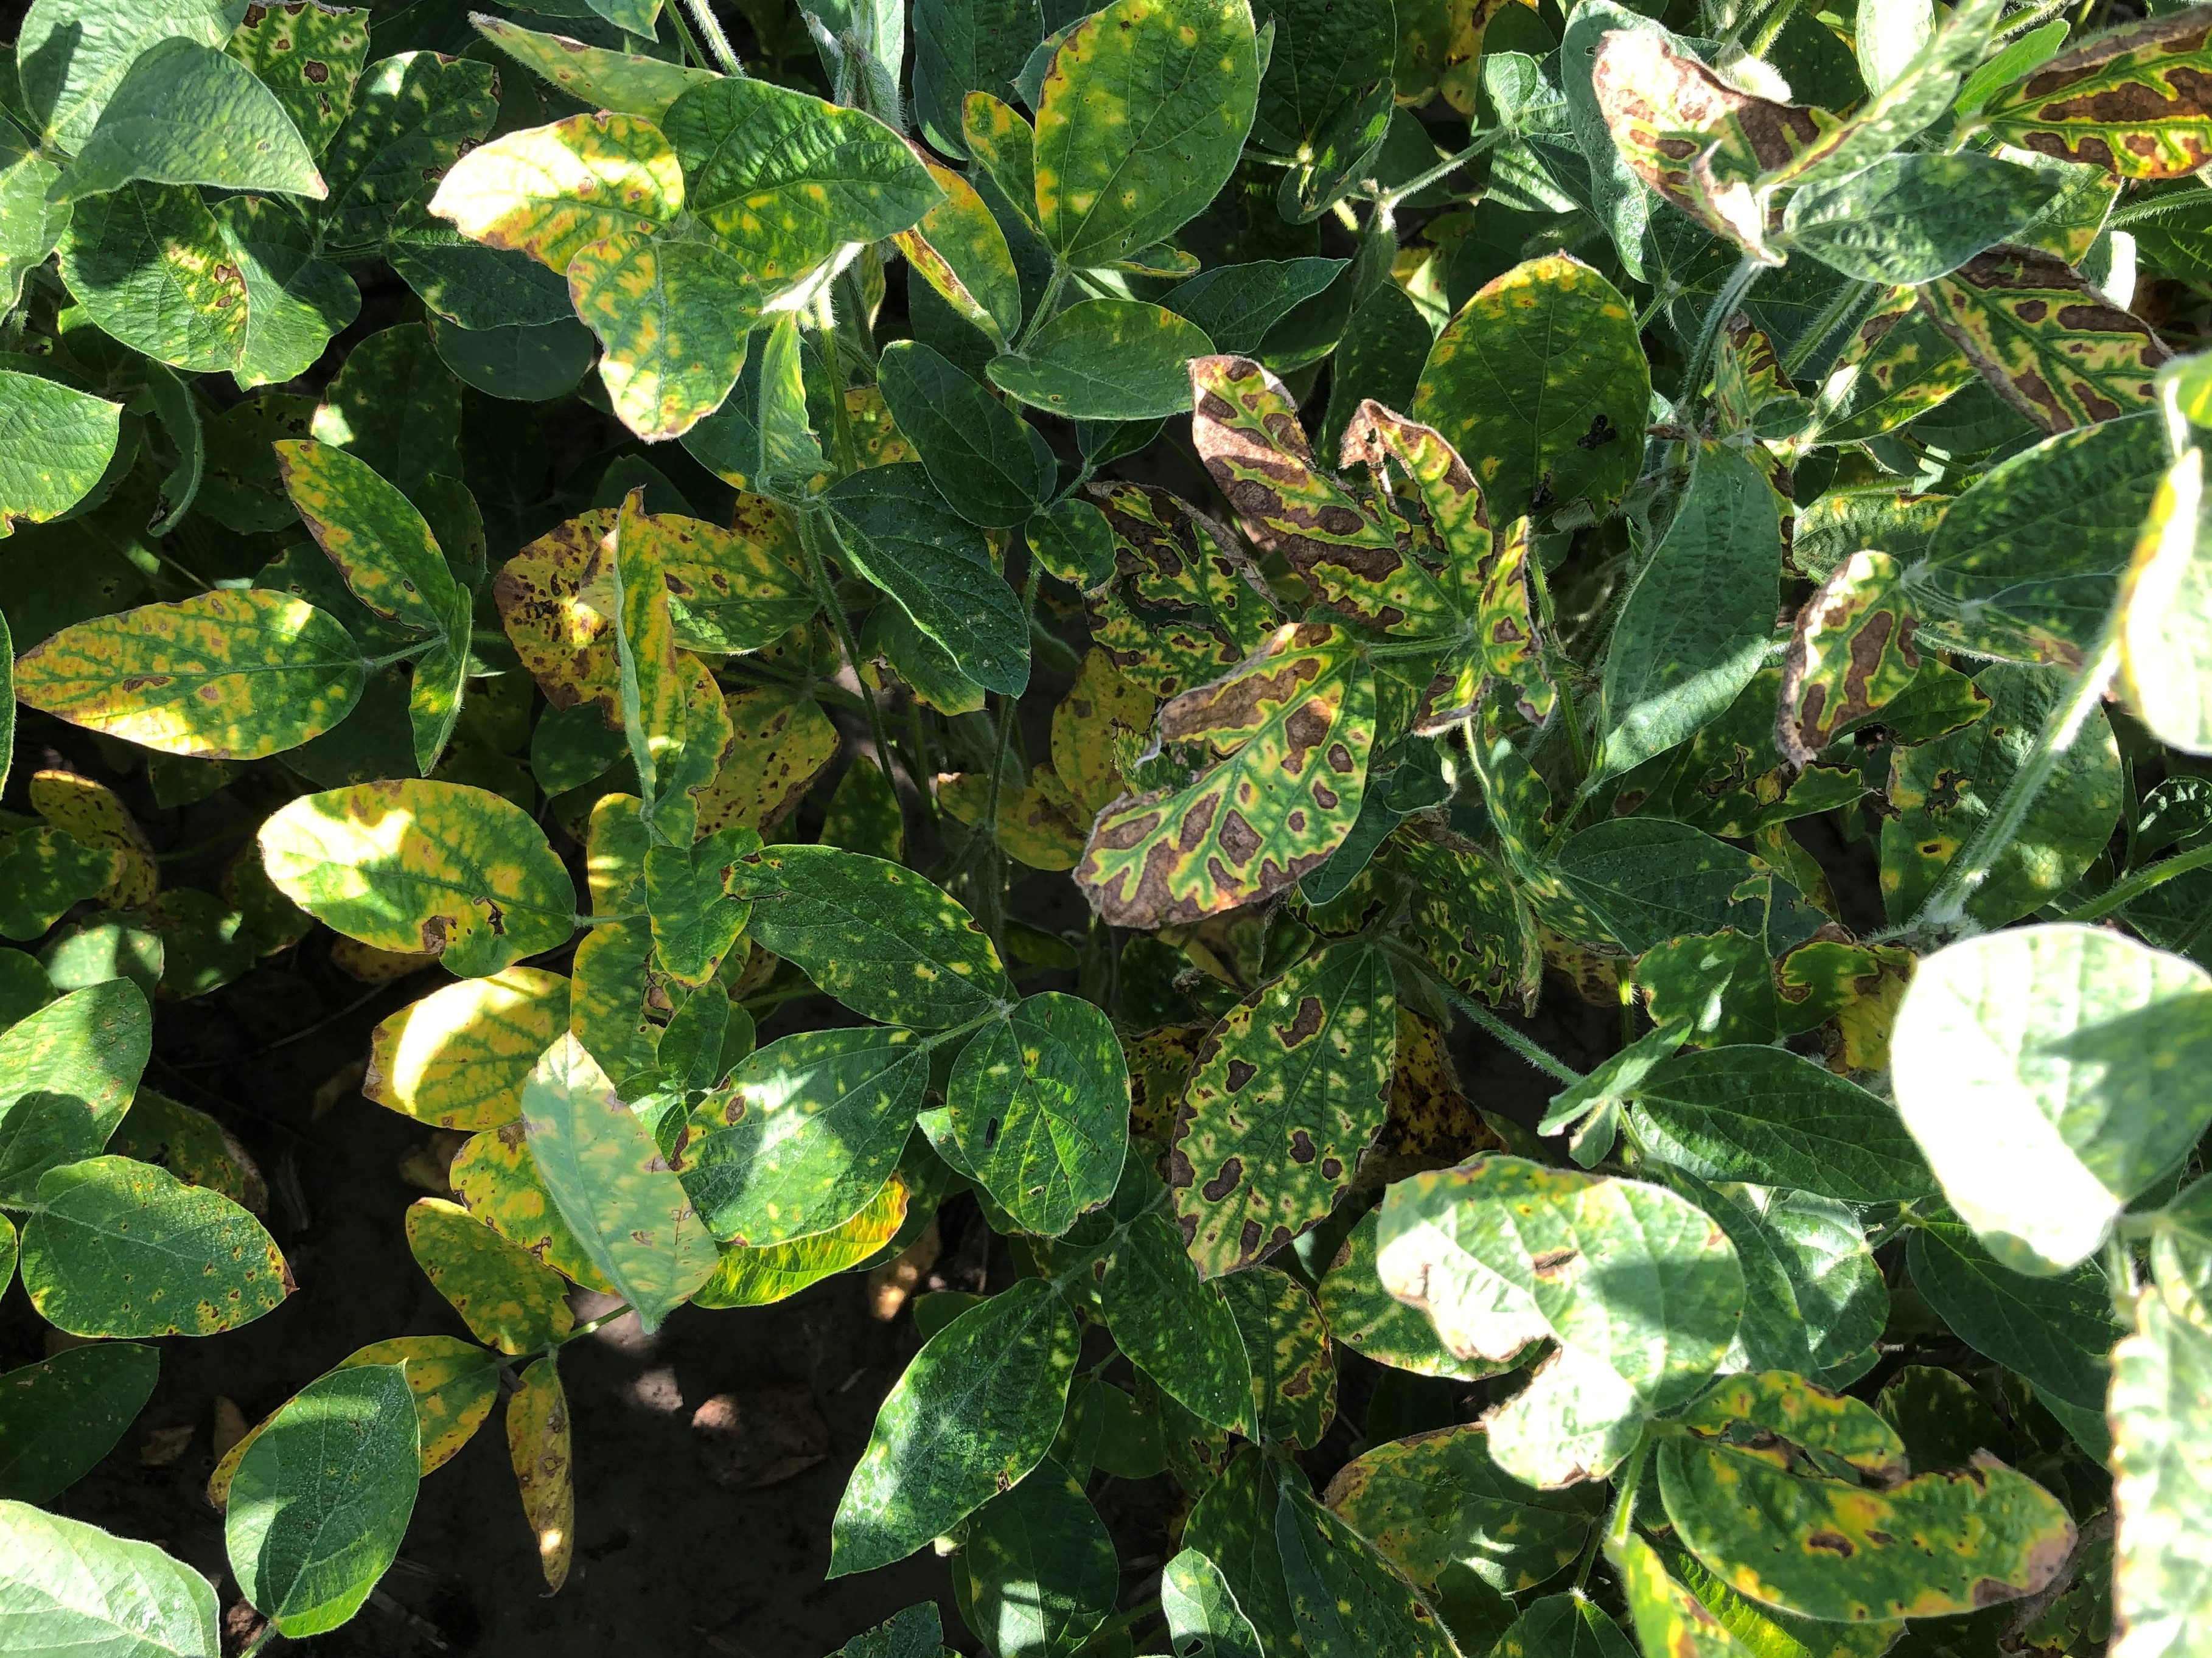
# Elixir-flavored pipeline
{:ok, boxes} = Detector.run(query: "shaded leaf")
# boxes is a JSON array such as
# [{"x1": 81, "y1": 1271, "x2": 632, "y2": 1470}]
[{"x1": 405, "y1": 1196, "x2": 573, "y2": 1354}]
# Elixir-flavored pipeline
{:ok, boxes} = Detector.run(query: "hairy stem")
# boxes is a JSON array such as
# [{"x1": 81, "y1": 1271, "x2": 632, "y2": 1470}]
[
  {"x1": 2057, "y1": 840, "x2": 2212, "y2": 924},
  {"x1": 1780, "y1": 276, "x2": 1872, "y2": 377},
  {"x1": 1680, "y1": 256, "x2": 1763, "y2": 413},
  {"x1": 799, "y1": 507, "x2": 901, "y2": 826},
  {"x1": 1385, "y1": 942, "x2": 1585, "y2": 1084},
  {"x1": 681, "y1": 0, "x2": 744, "y2": 75}
]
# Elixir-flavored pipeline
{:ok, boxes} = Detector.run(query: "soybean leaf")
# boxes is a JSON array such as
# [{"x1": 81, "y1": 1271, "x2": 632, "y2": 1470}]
[
  {"x1": 210, "y1": 194, "x2": 363, "y2": 391},
  {"x1": 1630, "y1": 1045, "x2": 1936, "y2": 1203},
  {"x1": 449, "y1": 1125, "x2": 612, "y2": 1294},
  {"x1": 2112, "y1": 1288, "x2": 2212, "y2": 1658},
  {"x1": 2123, "y1": 439, "x2": 2212, "y2": 757},
  {"x1": 274, "y1": 437, "x2": 459, "y2": 635},
  {"x1": 404, "y1": 1197, "x2": 573, "y2": 1354},
  {"x1": 1097, "y1": 1188, "x2": 1252, "y2": 1430},
  {"x1": 520, "y1": 1032, "x2": 717, "y2": 1331},
  {"x1": 226, "y1": 1364, "x2": 420, "y2": 1638},
  {"x1": 336, "y1": 1336, "x2": 499, "y2": 1477},
  {"x1": 1077, "y1": 623, "x2": 1374, "y2": 927},
  {"x1": 822, "y1": 464, "x2": 1031, "y2": 695},
  {"x1": 0, "y1": 1342, "x2": 159, "y2": 1503},
  {"x1": 0, "y1": 980, "x2": 151, "y2": 1204},
  {"x1": 258, "y1": 779, "x2": 577, "y2": 975},
  {"x1": 1274, "y1": 1473, "x2": 1461, "y2": 1658},
  {"x1": 319, "y1": 52, "x2": 497, "y2": 251},
  {"x1": 946, "y1": 992, "x2": 1128, "y2": 1237},
  {"x1": 1553, "y1": 818, "x2": 1827, "y2": 956},
  {"x1": 1169, "y1": 944, "x2": 1395, "y2": 1277},
  {"x1": 895, "y1": 159, "x2": 1026, "y2": 351},
  {"x1": 1320, "y1": 1207, "x2": 1510, "y2": 1381},
  {"x1": 1893, "y1": 925, "x2": 2212, "y2": 1276},
  {"x1": 913, "y1": 0, "x2": 1042, "y2": 158},
  {"x1": 568, "y1": 233, "x2": 761, "y2": 442},
  {"x1": 1908, "y1": 1221, "x2": 2115, "y2": 1411},
  {"x1": 0, "y1": 1501, "x2": 220, "y2": 1657},
  {"x1": 1882, "y1": 665, "x2": 2123, "y2": 930},
  {"x1": 1181, "y1": 1447, "x2": 1305, "y2": 1651},
  {"x1": 1976, "y1": 11, "x2": 2212, "y2": 179},
  {"x1": 472, "y1": 15, "x2": 716, "y2": 121},
  {"x1": 1163, "y1": 258, "x2": 1348, "y2": 356},
  {"x1": 1921, "y1": 244, "x2": 2168, "y2": 433},
  {"x1": 1597, "y1": 442, "x2": 1781, "y2": 781},
  {"x1": 0, "y1": 369, "x2": 122, "y2": 535},
  {"x1": 1030, "y1": 0, "x2": 1260, "y2": 268},
  {"x1": 57, "y1": 38, "x2": 325, "y2": 203},
  {"x1": 1492, "y1": 1594, "x2": 1639, "y2": 1658},
  {"x1": 15, "y1": 590, "x2": 365, "y2": 760},
  {"x1": 1323, "y1": 1422, "x2": 1603, "y2": 1595},
  {"x1": 963, "y1": 1458, "x2": 1118, "y2": 1658},
  {"x1": 644, "y1": 827, "x2": 757, "y2": 987},
  {"x1": 686, "y1": 1026, "x2": 930, "y2": 1247},
  {"x1": 1376, "y1": 1157, "x2": 1744, "y2": 1486},
  {"x1": 1907, "y1": 412, "x2": 2168, "y2": 661},
  {"x1": 830, "y1": 1277, "x2": 1082, "y2": 1576},
  {"x1": 56, "y1": 182, "x2": 249, "y2": 370},
  {"x1": 16, "y1": 0, "x2": 245, "y2": 150},
  {"x1": 1657, "y1": 1423, "x2": 2073, "y2": 1623},
  {"x1": 1083, "y1": 480, "x2": 1284, "y2": 697},
  {"x1": 724, "y1": 845, "x2": 1013, "y2": 1028},
  {"x1": 1219, "y1": 1267, "x2": 1336, "y2": 1451},
  {"x1": 1413, "y1": 253, "x2": 1649, "y2": 522},
  {"x1": 1163, "y1": 1547, "x2": 1265, "y2": 1658},
  {"x1": 227, "y1": 0, "x2": 368, "y2": 157},
  {"x1": 366, "y1": 968, "x2": 567, "y2": 1131},
  {"x1": 693, "y1": 1172, "x2": 910, "y2": 1309},
  {"x1": 1782, "y1": 153, "x2": 2060, "y2": 285},
  {"x1": 22, "y1": 1155, "x2": 287, "y2": 1338},
  {"x1": 989, "y1": 299, "x2": 1215, "y2": 420},
  {"x1": 504, "y1": 1357, "x2": 573, "y2": 1592},
  {"x1": 427, "y1": 111, "x2": 684, "y2": 274},
  {"x1": 877, "y1": 340, "x2": 1055, "y2": 528}
]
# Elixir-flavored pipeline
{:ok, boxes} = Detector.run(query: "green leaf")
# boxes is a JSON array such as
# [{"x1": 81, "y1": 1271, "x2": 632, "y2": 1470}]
[
  {"x1": 519, "y1": 1032, "x2": 717, "y2": 1332},
  {"x1": 15, "y1": 590, "x2": 364, "y2": 760},
  {"x1": 431, "y1": 313, "x2": 595, "y2": 402},
  {"x1": 1324, "y1": 1420, "x2": 1603, "y2": 1595},
  {"x1": 2123, "y1": 441, "x2": 2212, "y2": 756},
  {"x1": 1977, "y1": 10, "x2": 2212, "y2": 180},
  {"x1": 319, "y1": 51, "x2": 497, "y2": 251},
  {"x1": 693, "y1": 1168, "x2": 908, "y2": 1309},
  {"x1": 1162, "y1": 1547, "x2": 1265, "y2": 1658},
  {"x1": 0, "y1": 1500, "x2": 220, "y2": 1657},
  {"x1": 1375, "y1": 1156, "x2": 1744, "y2": 1485},
  {"x1": 663, "y1": 77, "x2": 940, "y2": 289},
  {"x1": 1908, "y1": 1221, "x2": 2115, "y2": 1410},
  {"x1": 0, "y1": 369, "x2": 120, "y2": 540},
  {"x1": 209, "y1": 193, "x2": 363, "y2": 391},
  {"x1": 946, "y1": 992, "x2": 1128, "y2": 1237},
  {"x1": 1096, "y1": 1188, "x2": 1252, "y2": 1430},
  {"x1": 1219, "y1": 1266, "x2": 1336, "y2": 1451},
  {"x1": 0, "y1": 125, "x2": 66, "y2": 312},
  {"x1": 608, "y1": 491, "x2": 731, "y2": 840},
  {"x1": 386, "y1": 208, "x2": 574, "y2": 331},
  {"x1": 725, "y1": 844, "x2": 1012, "y2": 1028},
  {"x1": 22, "y1": 1155, "x2": 287, "y2": 1337},
  {"x1": 0, "y1": 831, "x2": 123, "y2": 943},
  {"x1": 687, "y1": 1026, "x2": 929, "y2": 1246},
  {"x1": 0, "y1": 1342, "x2": 159, "y2": 1502},
  {"x1": 57, "y1": 38, "x2": 324, "y2": 202},
  {"x1": 1597, "y1": 441, "x2": 1781, "y2": 780},
  {"x1": 1658, "y1": 1416, "x2": 2074, "y2": 1623},
  {"x1": 1494, "y1": 1594, "x2": 1639, "y2": 1658},
  {"x1": 0, "y1": 980, "x2": 150, "y2": 1204},
  {"x1": 1170, "y1": 944, "x2": 1395, "y2": 1277},
  {"x1": 226, "y1": 0, "x2": 366, "y2": 159},
  {"x1": 963, "y1": 1457, "x2": 1119, "y2": 1657},
  {"x1": 257, "y1": 779, "x2": 577, "y2": 975},
  {"x1": 1907, "y1": 411, "x2": 2168, "y2": 661},
  {"x1": 403, "y1": 1196, "x2": 574, "y2": 1355},
  {"x1": 226, "y1": 1363, "x2": 420, "y2": 1638},
  {"x1": 1414, "y1": 253, "x2": 1649, "y2": 523},
  {"x1": 990, "y1": 299, "x2": 1215, "y2": 420},
  {"x1": 1164, "y1": 258, "x2": 1349, "y2": 357},
  {"x1": 1782, "y1": 153, "x2": 2059, "y2": 285},
  {"x1": 1076, "y1": 622, "x2": 1374, "y2": 927},
  {"x1": 1181, "y1": 1446, "x2": 1306, "y2": 1650},
  {"x1": 877, "y1": 340, "x2": 1053, "y2": 528},
  {"x1": 912, "y1": 0, "x2": 1041, "y2": 159},
  {"x1": 1893, "y1": 924, "x2": 2212, "y2": 1275},
  {"x1": 1553, "y1": 818, "x2": 1826, "y2": 956},
  {"x1": 473, "y1": 15, "x2": 716, "y2": 122},
  {"x1": 568, "y1": 232, "x2": 761, "y2": 442},
  {"x1": 644, "y1": 827, "x2": 758, "y2": 987},
  {"x1": 1674, "y1": 1177, "x2": 1886, "y2": 1387},
  {"x1": 1275, "y1": 1471, "x2": 1462, "y2": 1658},
  {"x1": 16, "y1": 0, "x2": 244, "y2": 150},
  {"x1": 1321, "y1": 1206, "x2": 1510, "y2": 1380},
  {"x1": 831, "y1": 1276, "x2": 1082, "y2": 1575},
  {"x1": 56, "y1": 182, "x2": 248, "y2": 371},
  {"x1": 1882, "y1": 665, "x2": 2123, "y2": 929},
  {"x1": 2113, "y1": 1287, "x2": 2212, "y2": 1658},
  {"x1": 428, "y1": 111, "x2": 683, "y2": 275},
  {"x1": 274, "y1": 438, "x2": 459, "y2": 639},
  {"x1": 1031, "y1": 0, "x2": 1258, "y2": 268},
  {"x1": 822, "y1": 464, "x2": 1031, "y2": 695},
  {"x1": 1922, "y1": 243, "x2": 2168, "y2": 433},
  {"x1": 1630, "y1": 1045, "x2": 1936, "y2": 1203}
]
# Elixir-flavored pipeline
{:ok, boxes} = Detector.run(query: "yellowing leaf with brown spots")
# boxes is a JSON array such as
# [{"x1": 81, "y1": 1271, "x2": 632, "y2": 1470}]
[
  {"x1": 940, "y1": 765, "x2": 1087, "y2": 871},
  {"x1": 1170, "y1": 943, "x2": 1395, "y2": 1278},
  {"x1": 405, "y1": 1196, "x2": 574, "y2": 1354},
  {"x1": 1776, "y1": 550, "x2": 1928, "y2": 767},
  {"x1": 1052, "y1": 648, "x2": 1157, "y2": 818},
  {"x1": 895, "y1": 159, "x2": 1022, "y2": 351},
  {"x1": 259, "y1": 779, "x2": 576, "y2": 976},
  {"x1": 1084, "y1": 481, "x2": 1285, "y2": 700},
  {"x1": 693, "y1": 1172, "x2": 910, "y2": 1308},
  {"x1": 367, "y1": 967, "x2": 571, "y2": 1130},
  {"x1": 568, "y1": 793, "x2": 660, "y2": 1096},
  {"x1": 15, "y1": 590, "x2": 366, "y2": 759},
  {"x1": 610, "y1": 489, "x2": 733, "y2": 843},
  {"x1": 427, "y1": 111, "x2": 683, "y2": 274},
  {"x1": 567, "y1": 232, "x2": 761, "y2": 442},
  {"x1": 1978, "y1": 10, "x2": 2212, "y2": 181},
  {"x1": 29, "y1": 770, "x2": 156, "y2": 909},
  {"x1": 1920, "y1": 243, "x2": 2169, "y2": 433},
  {"x1": 507, "y1": 1357, "x2": 574, "y2": 1592},
  {"x1": 341, "y1": 1336, "x2": 500, "y2": 1475},
  {"x1": 691, "y1": 682, "x2": 839, "y2": 838},
  {"x1": 1077, "y1": 622, "x2": 1375, "y2": 929},
  {"x1": 450, "y1": 1123, "x2": 615, "y2": 1294}
]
